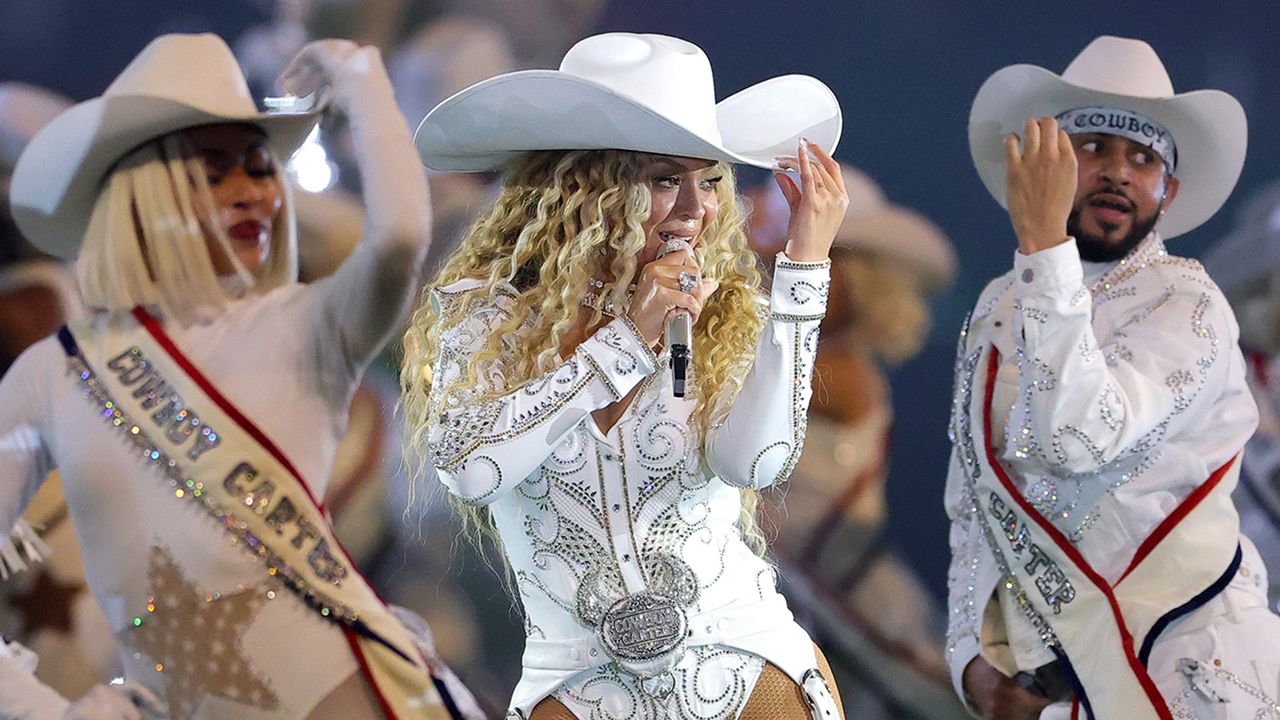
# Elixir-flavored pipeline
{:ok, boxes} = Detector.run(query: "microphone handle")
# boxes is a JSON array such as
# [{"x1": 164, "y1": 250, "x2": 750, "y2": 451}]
[{"x1": 667, "y1": 310, "x2": 692, "y2": 397}]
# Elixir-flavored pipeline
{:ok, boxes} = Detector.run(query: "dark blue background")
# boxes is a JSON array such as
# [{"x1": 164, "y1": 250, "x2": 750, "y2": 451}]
[{"x1": 6, "y1": 0, "x2": 1277, "y2": 600}]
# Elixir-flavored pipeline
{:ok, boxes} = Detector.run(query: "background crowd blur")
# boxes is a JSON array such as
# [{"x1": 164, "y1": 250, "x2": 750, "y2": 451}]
[{"x1": 2, "y1": 1, "x2": 1279, "y2": 717}]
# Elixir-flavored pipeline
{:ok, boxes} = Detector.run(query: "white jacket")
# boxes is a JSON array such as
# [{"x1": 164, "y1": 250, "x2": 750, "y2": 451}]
[{"x1": 944, "y1": 234, "x2": 1280, "y2": 717}]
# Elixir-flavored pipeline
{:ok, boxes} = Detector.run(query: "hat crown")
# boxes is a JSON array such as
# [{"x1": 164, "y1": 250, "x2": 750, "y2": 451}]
[
  {"x1": 105, "y1": 33, "x2": 259, "y2": 116},
  {"x1": 559, "y1": 33, "x2": 721, "y2": 144},
  {"x1": 1061, "y1": 36, "x2": 1175, "y2": 99}
]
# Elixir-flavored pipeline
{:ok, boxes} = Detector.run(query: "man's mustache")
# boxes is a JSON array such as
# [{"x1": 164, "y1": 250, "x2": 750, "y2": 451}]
[{"x1": 1083, "y1": 185, "x2": 1135, "y2": 210}]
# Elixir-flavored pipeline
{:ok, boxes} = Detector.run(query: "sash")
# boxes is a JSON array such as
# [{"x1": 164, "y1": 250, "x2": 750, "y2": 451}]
[
  {"x1": 59, "y1": 307, "x2": 462, "y2": 720},
  {"x1": 968, "y1": 347, "x2": 1241, "y2": 720}
]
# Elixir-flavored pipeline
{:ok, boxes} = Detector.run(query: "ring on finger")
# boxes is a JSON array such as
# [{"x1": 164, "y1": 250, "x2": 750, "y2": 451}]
[{"x1": 678, "y1": 271, "x2": 699, "y2": 294}]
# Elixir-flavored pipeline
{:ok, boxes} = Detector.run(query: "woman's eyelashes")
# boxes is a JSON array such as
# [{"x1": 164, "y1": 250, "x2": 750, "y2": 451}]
[{"x1": 652, "y1": 175, "x2": 724, "y2": 190}]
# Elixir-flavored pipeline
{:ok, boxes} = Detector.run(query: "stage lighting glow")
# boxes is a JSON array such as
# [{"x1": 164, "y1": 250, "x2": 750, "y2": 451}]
[{"x1": 288, "y1": 125, "x2": 336, "y2": 193}]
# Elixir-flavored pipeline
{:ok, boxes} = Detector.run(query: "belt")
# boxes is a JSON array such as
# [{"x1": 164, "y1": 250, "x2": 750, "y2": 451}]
[{"x1": 522, "y1": 595, "x2": 794, "y2": 672}]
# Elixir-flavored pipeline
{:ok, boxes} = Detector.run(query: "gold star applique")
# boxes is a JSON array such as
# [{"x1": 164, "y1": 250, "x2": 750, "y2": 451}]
[{"x1": 119, "y1": 546, "x2": 279, "y2": 720}]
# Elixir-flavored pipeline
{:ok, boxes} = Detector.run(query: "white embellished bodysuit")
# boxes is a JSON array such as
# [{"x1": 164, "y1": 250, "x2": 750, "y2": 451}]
[{"x1": 427, "y1": 256, "x2": 835, "y2": 718}]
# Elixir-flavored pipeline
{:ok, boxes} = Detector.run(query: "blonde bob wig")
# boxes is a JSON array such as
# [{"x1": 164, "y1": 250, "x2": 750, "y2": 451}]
[
  {"x1": 75, "y1": 131, "x2": 297, "y2": 321},
  {"x1": 402, "y1": 148, "x2": 771, "y2": 556}
]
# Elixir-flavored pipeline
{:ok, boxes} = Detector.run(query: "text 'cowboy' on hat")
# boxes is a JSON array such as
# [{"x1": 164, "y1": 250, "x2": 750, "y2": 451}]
[{"x1": 969, "y1": 35, "x2": 1246, "y2": 240}]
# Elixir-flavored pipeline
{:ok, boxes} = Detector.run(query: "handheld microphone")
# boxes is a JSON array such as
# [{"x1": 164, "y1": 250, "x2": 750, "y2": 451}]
[
  {"x1": 667, "y1": 311, "x2": 692, "y2": 397},
  {"x1": 656, "y1": 239, "x2": 694, "y2": 398}
]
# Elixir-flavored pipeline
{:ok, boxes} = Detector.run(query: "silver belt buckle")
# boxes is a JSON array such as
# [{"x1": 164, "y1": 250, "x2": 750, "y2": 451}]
[{"x1": 599, "y1": 592, "x2": 688, "y2": 677}]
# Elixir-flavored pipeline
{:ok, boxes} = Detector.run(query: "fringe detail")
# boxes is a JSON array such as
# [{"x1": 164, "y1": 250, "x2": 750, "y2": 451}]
[{"x1": 0, "y1": 519, "x2": 51, "y2": 580}]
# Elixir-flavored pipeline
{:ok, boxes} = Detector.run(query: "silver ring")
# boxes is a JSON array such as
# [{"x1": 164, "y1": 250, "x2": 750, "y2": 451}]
[{"x1": 678, "y1": 271, "x2": 698, "y2": 294}]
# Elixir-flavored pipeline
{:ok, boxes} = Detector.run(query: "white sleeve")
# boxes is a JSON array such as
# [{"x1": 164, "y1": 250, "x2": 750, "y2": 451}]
[
  {"x1": 705, "y1": 254, "x2": 829, "y2": 489},
  {"x1": 428, "y1": 309, "x2": 657, "y2": 505},
  {"x1": 1008, "y1": 240, "x2": 1246, "y2": 475},
  {"x1": 943, "y1": 442, "x2": 1000, "y2": 716},
  {"x1": 304, "y1": 46, "x2": 433, "y2": 379},
  {"x1": 0, "y1": 342, "x2": 55, "y2": 568}
]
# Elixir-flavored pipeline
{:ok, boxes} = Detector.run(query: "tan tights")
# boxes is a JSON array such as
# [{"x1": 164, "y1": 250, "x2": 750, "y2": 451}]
[
  {"x1": 529, "y1": 645, "x2": 844, "y2": 720},
  {"x1": 304, "y1": 672, "x2": 384, "y2": 720}
]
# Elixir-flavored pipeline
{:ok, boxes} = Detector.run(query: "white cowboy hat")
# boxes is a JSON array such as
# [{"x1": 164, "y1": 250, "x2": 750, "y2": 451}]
[
  {"x1": 969, "y1": 35, "x2": 1246, "y2": 240},
  {"x1": 10, "y1": 33, "x2": 322, "y2": 259},
  {"x1": 414, "y1": 32, "x2": 842, "y2": 172}
]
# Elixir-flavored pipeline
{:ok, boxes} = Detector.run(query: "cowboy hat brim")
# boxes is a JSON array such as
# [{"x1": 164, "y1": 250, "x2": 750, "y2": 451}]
[
  {"x1": 1202, "y1": 181, "x2": 1280, "y2": 295},
  {"x1": 11, "y1": 94, "x2": 320, "y2": 259},
  {"x1": 835, "y1": 206, "x2": 957, "y2": 291},
  {"x1": 414, "y1": 70, "x2": 841, "y2": 172},
  {"x1": 969, "y1": 63, "x2": 1246, "y2": 240}
]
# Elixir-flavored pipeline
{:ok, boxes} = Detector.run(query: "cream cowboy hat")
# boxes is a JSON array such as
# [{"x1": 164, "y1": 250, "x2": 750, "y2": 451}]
[
  {"x1": 833, "y1": 167, "x2": 956, "y2": 291},
  {"x1": 969, "y1": 35, "x2": 1246, "y2": 240},
  {"x1": 10, "y1": 33, "x2": 322, "y2": 259},
  {"x1": 1202, "y1": 181, "x2": 1280, "y2": 296},
  {"x1": 414, "y1": 32, "x2": 842, "y2": 172},
  {"x1": 0, "y1": 83, "x2": 71, "y2": 177}
]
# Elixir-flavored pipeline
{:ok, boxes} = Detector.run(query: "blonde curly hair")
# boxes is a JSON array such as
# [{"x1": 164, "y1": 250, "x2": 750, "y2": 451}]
[{"x1": 401, "y1": 149, "x2": 770, "y2": 560}]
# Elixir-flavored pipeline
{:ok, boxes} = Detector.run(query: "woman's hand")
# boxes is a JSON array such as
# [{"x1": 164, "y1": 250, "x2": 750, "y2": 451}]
[
  {"x1": 625, "y1": 247, "x2": 720, "y2": 346},
  {"x1": 276, "y1": 39, "x2": 381, "y2": 110},
  {"x1": 773, "y1": 139, "x2": 849, "y2": 262},
  {"x1": 64, "y1": 682, "x2": 166, "y2": 720},
  {"x1": 1004, "y1": 116, "x2": 1077, "y2": 255}
]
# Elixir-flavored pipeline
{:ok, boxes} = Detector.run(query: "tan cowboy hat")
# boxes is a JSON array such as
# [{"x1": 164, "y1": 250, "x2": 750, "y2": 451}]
[
  {"x1": 969, "y1": 35, "x2": 1246, "y2": 240},
  {"x1": 833, "y1": 167, "x2": 956, "y2": 291},
  {"x1": 10, "y1": 33, "x2": 322, "y2": 259},
  {"x1": 414, "y1": 32, "x2": 842, "y2": 172},
  {"x1": 0, "y1": 83, "x2": 72, "y2": 177},
  {"x1": 1202, "y1": 181, "x2": 1280, "y2": 296}
]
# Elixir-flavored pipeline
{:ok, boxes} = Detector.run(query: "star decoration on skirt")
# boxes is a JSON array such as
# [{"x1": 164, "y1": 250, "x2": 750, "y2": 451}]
[{"x1": 119, "y1": 546, "x2": 278, "y2": 720}]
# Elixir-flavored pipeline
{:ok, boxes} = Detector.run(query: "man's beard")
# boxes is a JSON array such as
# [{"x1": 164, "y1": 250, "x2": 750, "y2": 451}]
[{"x1": 1067, "y1": 205, "x2": 1160, "y2": 263}]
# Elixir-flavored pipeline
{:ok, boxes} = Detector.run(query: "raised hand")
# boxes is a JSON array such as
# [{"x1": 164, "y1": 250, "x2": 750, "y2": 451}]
[
  {"x1": 276, "y1": 39, "x2": 379, "y2": 111},
  {"x1": 64, "y1": 682, "x2": 166, "y2": 720},
  {"x1": 1005, "y1": 116, "x2": 1078, "y2": 255},
  {"x1": 773, "y1": 139, "x2": 849, "y2": 262}
]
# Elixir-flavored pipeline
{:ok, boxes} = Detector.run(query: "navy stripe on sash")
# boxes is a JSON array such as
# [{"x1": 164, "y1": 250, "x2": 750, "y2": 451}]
[
  {"x1": 1052, "y1": 648, "x2": 1096, "y2": 720},
  {"x1": 432, "y1": 676, "x2": 465, "y2": 720},
  {"x1": 1137, "y1": 544, "x2": 1242, "y2": 667},
  {"x1": 58, "y1": 323, "x2": 423, "y2": 674},
  {"x1": 56, "y1": 325, "x2": 77, "y2": 357}
]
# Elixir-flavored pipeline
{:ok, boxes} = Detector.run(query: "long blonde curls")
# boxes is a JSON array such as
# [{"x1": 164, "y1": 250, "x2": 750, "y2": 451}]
[{"x1": 401, "y1": 149, "x2": 770, "y2": 558}]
